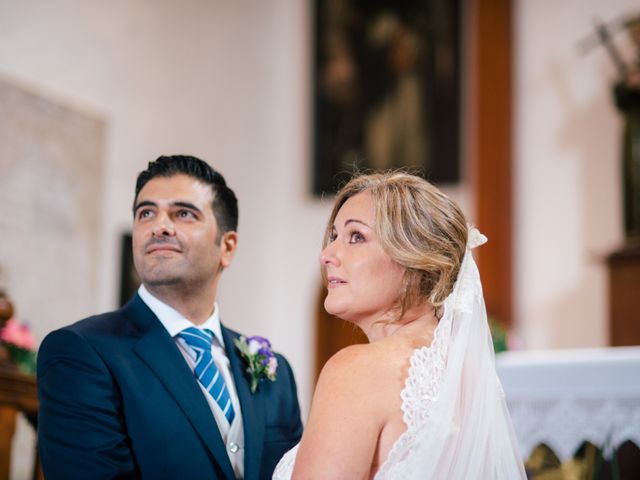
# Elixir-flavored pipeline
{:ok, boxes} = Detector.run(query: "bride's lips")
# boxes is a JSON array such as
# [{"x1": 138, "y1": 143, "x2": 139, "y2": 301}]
[{"x1": 327, "y1": 276, "x2": 347, "y2": 288}]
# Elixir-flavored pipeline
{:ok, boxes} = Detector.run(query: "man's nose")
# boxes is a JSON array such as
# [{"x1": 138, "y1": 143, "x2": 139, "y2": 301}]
[{"x1": 151, "y1": 213, "x2": 175, "y2": 237}]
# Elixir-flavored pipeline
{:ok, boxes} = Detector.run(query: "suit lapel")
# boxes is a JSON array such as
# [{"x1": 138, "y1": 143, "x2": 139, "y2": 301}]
[
  {"x1": 125, "y1": 295, "x2": 236, "y2": 480},
  {"x1": 222, "y1": 326, "x2": 265, "y2": 480}
]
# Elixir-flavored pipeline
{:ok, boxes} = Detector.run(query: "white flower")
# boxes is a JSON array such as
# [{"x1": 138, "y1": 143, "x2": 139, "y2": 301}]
[
  {"x1": 267, "y1": 356, "x2": 278, "y2": 377},
  {"x1": 248, "y1": 339, "x2": 262, "y2": 354}
]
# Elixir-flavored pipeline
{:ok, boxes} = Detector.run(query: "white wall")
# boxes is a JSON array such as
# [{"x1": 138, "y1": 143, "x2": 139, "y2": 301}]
[{"x1": 514, "y1": 0, "x2": 636, "y2": 349}]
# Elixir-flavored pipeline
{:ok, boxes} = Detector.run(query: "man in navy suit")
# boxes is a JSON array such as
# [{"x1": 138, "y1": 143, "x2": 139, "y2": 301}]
[{"x1": 37, "y1": 155, "x2": 303, "y2": 479}]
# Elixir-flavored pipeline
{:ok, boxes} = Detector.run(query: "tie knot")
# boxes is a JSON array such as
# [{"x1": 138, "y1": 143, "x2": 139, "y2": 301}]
[{"x1": 178, "y1": 327, "x2": 213, "y2": 353}]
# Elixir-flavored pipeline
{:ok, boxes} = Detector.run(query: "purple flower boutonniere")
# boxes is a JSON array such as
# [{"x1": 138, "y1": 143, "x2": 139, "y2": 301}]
[{"x1": 233, "y1": 335, "x2": 278, "y2": 393}]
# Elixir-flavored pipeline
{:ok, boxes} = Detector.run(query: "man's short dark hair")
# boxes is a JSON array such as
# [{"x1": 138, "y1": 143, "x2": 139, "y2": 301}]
[{"x1": 134, "y1": 155, "x2": 238, "y2": 234}]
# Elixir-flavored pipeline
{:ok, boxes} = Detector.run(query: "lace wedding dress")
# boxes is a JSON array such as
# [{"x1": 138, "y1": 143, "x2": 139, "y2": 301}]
[{"x1": 273, "y1": 229, "x2": 526, "y2": 479}]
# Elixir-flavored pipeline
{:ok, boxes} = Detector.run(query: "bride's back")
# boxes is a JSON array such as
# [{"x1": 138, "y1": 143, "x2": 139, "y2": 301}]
[
  {"x1": 300, "y1": 316, "x2": 437, "y2": 479},
  {"x1": 363, "y1": 319, "x2": 438, "y2": 476}
]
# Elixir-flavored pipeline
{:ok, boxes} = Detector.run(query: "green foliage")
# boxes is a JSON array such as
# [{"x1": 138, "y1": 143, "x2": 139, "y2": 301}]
[
  {"x1": 489, "y1": 318, "x2": 508, "y2": 354},
  {"x1": 2, "y1": 342, "x2": 36, "y2": 375}
]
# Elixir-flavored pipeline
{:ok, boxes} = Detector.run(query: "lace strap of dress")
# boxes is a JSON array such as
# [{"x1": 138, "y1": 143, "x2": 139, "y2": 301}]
[
  {"x1": 374, "y1": 306, "x2": 453, "y2": 479},
  {"x1": 374, "y1": 227, "x2": 485, "y2": 479}
]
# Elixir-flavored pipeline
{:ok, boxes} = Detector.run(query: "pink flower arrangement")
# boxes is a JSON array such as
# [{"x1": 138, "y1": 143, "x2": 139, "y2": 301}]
[
  {"x1": 1, "y1": 318, "x2": 35, "y2": 350},
  {"x1": 1, "y1": 317, "x2": 37, "y2": 374}
]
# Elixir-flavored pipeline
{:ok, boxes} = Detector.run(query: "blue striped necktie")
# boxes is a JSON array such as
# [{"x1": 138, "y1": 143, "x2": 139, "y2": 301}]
[{"x1": 178, "y1": 327, "x2": 235, "y2": 424}]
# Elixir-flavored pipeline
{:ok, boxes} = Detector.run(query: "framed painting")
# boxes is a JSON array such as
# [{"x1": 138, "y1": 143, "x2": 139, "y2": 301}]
[{"x1": 312, "y1": 0, "x2": 462, "y2": 194}]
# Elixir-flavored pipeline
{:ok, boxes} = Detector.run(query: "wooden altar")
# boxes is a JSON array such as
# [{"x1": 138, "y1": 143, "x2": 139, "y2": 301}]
[{"x1": 0, "y1": 364, "x2": 40, "y2": 480}]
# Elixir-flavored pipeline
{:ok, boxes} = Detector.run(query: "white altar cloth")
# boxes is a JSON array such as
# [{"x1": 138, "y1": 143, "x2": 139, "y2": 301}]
[{"x1": 495, "y1": 346, "x2": 640, "y2": 461}]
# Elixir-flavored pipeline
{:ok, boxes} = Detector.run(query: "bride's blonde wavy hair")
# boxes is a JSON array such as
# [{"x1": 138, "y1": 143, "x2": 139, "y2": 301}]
[{"x1": 323, "y1": 172, "x2": 468, "y2": 321}]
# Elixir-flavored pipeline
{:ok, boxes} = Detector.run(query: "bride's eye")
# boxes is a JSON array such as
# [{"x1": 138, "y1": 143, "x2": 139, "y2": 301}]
[{"x1": 349, "y1": 231, "x2": 365, "y2": 243}]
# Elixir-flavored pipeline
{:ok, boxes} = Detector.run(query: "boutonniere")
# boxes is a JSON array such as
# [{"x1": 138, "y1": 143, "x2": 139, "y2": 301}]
[{"x1": 233, "y1": 335, "x2": 278, "y2": 393}]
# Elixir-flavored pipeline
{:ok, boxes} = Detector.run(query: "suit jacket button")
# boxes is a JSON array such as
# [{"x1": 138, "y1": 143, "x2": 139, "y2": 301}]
[{"x1": 228, "y1": 442, "x2": 239, "y2": 453}]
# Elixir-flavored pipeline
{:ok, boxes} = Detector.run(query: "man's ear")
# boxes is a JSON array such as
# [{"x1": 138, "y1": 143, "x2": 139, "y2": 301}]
[{"x1": 219, "y1": 231, "x2": 238, "y2": 269}]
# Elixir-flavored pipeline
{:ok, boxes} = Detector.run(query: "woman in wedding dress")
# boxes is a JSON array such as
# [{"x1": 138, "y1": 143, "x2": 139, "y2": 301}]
[{"x1": 274, "y1": 172, "x2": 526, "y2": 479}]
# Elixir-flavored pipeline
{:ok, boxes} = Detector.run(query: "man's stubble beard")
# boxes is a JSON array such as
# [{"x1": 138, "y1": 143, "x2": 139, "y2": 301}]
[{"x1": 139, "y1": 261, "x2": 214, "y2": 295}]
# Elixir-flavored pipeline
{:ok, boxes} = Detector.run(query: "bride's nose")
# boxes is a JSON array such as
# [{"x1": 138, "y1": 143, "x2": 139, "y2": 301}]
[{"x1": 320, "y1": 241, "x2": 339, "y2": 266}]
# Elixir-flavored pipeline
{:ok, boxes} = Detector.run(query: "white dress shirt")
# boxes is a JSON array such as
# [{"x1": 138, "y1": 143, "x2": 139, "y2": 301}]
[{"x1": 138, "y1": 285, "x2": 245, "y2": 479}]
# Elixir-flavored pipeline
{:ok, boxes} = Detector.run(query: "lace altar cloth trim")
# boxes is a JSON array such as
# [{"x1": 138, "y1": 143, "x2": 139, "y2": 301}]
[
  {"x1": 508, "y1": 397, "x2": 640, "y2": 461},
  {"x1": 496, "y1": 346, "x2": 640, "y2": 462}
]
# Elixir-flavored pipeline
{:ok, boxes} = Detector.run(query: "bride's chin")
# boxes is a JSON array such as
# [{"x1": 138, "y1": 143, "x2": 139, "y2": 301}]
[{"x1": 323, "y1": 299, "x2": 347, "y2": 319}]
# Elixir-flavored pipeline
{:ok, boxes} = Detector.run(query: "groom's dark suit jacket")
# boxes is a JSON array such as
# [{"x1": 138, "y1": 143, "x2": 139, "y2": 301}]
[{"x1": 37, "y1": 294, "x2": 303, "y2": 480}]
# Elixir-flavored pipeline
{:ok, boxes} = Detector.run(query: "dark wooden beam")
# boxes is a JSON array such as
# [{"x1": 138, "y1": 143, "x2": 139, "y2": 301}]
[{"x1": 469, "y1": 0, "x2": 513, "y2": 327}]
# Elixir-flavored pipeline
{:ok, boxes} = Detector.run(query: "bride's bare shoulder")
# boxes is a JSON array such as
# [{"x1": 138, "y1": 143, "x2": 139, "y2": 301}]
[
  {"x1": 317, "y1": 340, "x2": 410, "y2": 398},
  {"x1": 322, "y1": 341, "x2": 387, "y2": 372},
  {"x1": 296, "y1": 338, "x2": 419, "y2": 477},
  {"x1": 316, "y1": 344, "x2": 373, "y2": 389}
]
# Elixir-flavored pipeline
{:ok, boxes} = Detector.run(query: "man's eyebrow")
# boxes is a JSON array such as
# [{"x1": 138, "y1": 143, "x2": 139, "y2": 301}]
[
  {"x1": 133, "y1": 200, "x2": 156, "y2": 214},
  {"x1": 132, "y1": 200, "x2": 202, "y2": 215},
  {"x1": 173, "y1": 201, "x2": 202, "y2": 213}
]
